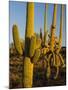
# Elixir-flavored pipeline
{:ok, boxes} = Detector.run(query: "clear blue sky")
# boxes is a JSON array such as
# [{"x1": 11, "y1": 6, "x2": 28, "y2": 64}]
[{"x1": 9, "y1": 1, "x2": 66, "y2": 46}]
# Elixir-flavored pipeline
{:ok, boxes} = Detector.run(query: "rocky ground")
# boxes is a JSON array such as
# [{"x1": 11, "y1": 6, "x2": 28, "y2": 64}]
[{"x1": 9, "y1": 47, "x2": 66, "y2": 89}]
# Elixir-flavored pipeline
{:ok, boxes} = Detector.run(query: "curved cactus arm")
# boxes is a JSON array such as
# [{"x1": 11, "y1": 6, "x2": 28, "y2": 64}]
[
  {"x1": 46, "y1": 65, "x2": 51, "y2": 79},
  {"x1": 52, "y1": 52, "x2": 56, "y2": 66},
  {"x1": 54, "y1": 66, "x2": 59, "y2": 79},
  {"x1": 46, "y1": 53, "x2": 52, "y2": 78},
  {"x1": 12, "y1": 24, "x2": 23, "y2": 55},
  {"x1": 59, "y1": 54, "x2": 65, "y2": 68}
]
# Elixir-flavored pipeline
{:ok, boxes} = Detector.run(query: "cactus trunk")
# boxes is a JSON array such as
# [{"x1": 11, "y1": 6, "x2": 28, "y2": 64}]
[
  {"x1": 24, "y1": 2, "x2": 34, "y2": 88},
  {"x1": 24, "y1": 57, "x2": 33, "y2": 87},
  {"x1": 50, "y1": 4, "x2": 57, "y2": 51}
]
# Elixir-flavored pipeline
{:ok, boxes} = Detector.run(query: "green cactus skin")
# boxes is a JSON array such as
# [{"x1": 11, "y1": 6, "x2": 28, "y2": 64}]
[
  {"x1": 46, "y1": 54, "x2": 52, "y2": 79},
  {"x1": 12, "y1": 24, "x2": 23, "y2": 55},
  {"x1": 32, "y1": 49, "x2": 41, "y2": 63},
  {"x1": 23, "y1": 2, "x2": 34, "y2": 88},
  {"x1": 50, "y1": 4, "x2": 57, "y2": 52},
  {"x1": 36, "y1": 36, "x2": 41, "y2": 49},
  {"x1": 44, "y1": 4, "x2": 48, "y2": 46},
  {"x1": 57, "y1": 5, "x2": 64, "y2": 53},
  {"x1": 23, "y1": 57, "x2": 33, "y2": 88},
  {"x1": 29, "y1": 35, "x2": 36, "y2": 58},
  {"x1": 25, "y1": 2, "x2": 34, "y2": 57}
]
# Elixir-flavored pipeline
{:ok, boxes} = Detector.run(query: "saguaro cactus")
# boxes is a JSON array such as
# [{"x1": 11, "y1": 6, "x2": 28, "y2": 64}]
[
  {"x1": 12, "y1": 2, "x2": 41, "y2": 87},
  {"x1": 24, "y1": 2, "x2": 34, "y2": 87},
  {"x1": 50, "y1": 4, "x2": 57, "y2": 51},
  {"x1": 46, "y1": 5, "x2": 65, "y2": 79}
]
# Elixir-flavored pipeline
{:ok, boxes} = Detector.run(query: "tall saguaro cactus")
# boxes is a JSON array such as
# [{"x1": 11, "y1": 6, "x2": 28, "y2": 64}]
[
  {"x1": 24, "y1": 2, "x2": 34, "y2": 87},
  {"x1": 44, "y1": 4, "x2": 48, "y2": 46},
  {"x1": 50, "y1": 4, "x2": 57, "y2": 51},
  {"x1": 46, "y1": 4, "x2": 65, "y2": 79},
  {"x1": 12, "y1": 2, "x2": 41, "y2": 87}
]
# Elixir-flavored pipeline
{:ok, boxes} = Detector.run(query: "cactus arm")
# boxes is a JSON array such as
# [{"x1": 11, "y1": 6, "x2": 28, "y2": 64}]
[
  {"x1": 52, "y1": 52, "x2": 56, "y2": 66},
  {"x1": 59, "y1": 54, "x2": 65, "y2": 68},
  {"x1": 44, "y1": 4, "x2": 48, "y2": 45},
  {"x1": 36, "y1": 37, "x2": 41, "y2": 49},
  {"x1": 50, "y1": 4, "x2": 57, "y2": 51},
  {"x1": 32, "y1": 49, "x2": 41, "y2": 63},
  {"x1": 46, "y1": 53, "x2": 52, "y2": 78},
  {"x1": 58, "y1": 5, "x2": 64, "y2": 52},
  {"x1": 46, "y1": 65, "x2": 51, "y2": 79},
  {"x1": 29, "y1": 35, "x2": 36, "y2": 58},
  {"x1": 12, "y1": 25, "x2": 23, "y2": 55},
  {"x1": 54, "y1": 66, "x2": 59, "y2": 79}
]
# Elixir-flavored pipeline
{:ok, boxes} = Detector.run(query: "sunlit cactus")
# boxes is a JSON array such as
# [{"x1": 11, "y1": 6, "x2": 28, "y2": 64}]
[
  {"x1": 50, "y1": 4, "x2": 57, "y2": 52},
  {"x1": 25, "y1": 2, "x2": 34, "y2": 57},
  {"x1": 11, "y1": 2, "x2": 66, "y2": 88},
  {"x1": 36, "y1": 35, "x2": 42, "y2": 49},
  {"x1": 29, "y1": 35, "x2": 36, "y2": 58},
  {"x1": 44, "y1": 4, "x2": 48, "y2": 46},
  {"x1": 12, "y1": 24, "x2": 23, "y2": 55},
  {"x1": 46, "y1": 5, "x2": 65, "y2": 79},
  {"x1": 23, "y1": 57, "x2": 33, "y2": 87},
  {"x1": 24, "y1": 2, "x2": 34, "y2": 88},
  {"x1": 57, "y1": 5, "x2": 64, "y2": 52},
  {"x1": 32, "y1": 48, "x2": 41, "y2": 63}
]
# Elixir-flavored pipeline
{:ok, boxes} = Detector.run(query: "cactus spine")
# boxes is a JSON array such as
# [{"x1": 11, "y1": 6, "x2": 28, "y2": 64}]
[
  {"x1": 12, "y1": 25, "x2": 23, "y2": 55},
  {"x1": 50, "y1": 4, "x2": 57, "y2": 51}
]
